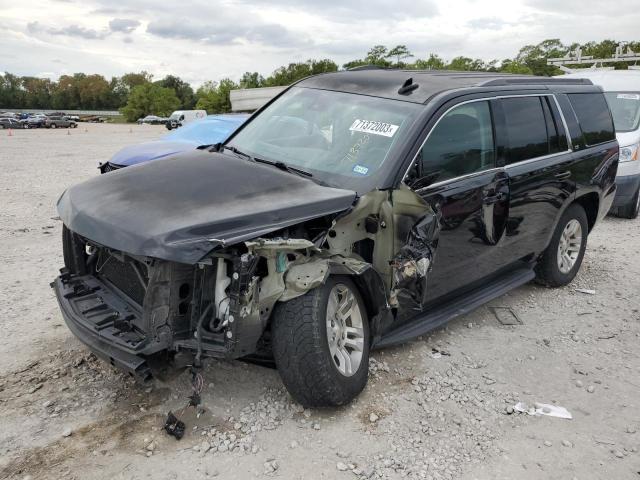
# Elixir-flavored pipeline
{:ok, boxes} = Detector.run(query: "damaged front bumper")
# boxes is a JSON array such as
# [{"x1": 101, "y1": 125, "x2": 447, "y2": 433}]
[{"x1": 52, "y1": 270, "x2": 155, "y2": 381}]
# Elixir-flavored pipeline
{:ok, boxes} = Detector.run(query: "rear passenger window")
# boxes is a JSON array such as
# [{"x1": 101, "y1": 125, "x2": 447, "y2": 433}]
[
  {"x1": 501, "y1": 97, "x2": 550, "y2": 164},
  {"x1": 416, "y1": 101, "x2": 495, "y2": 184},
  {"x1": 567, "y1": 93, "x2": 616, "y2": 146}
]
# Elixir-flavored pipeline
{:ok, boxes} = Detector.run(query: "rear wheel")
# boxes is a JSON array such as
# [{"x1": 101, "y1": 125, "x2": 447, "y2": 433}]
[
  {"x1": 272, "y1": 276, "x2": 369, "y2": 407},
  {"x1": 535, "y1": 204, "x2": 588, "y2": 287},
  {"x1": 51, "y1": 123, "x2": 57, "y2": 129}
]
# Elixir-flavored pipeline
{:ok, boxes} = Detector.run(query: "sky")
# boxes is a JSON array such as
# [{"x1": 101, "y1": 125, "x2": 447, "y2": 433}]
[{"x1": 1, "y1": 0, "x2": 639, "y2": 86}]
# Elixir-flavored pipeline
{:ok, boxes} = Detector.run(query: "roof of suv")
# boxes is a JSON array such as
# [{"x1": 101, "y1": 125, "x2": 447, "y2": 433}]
[{"x1": 296, "y1": 69, "x2": 595, "y2": 104}]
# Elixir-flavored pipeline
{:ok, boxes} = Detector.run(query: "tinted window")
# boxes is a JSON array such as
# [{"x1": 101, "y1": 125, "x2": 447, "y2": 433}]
[
  {"x1": 414, "y1": 101, "x2": 495, "y2": 185},
  {"x1": 541, "y1": 96, "x2": 565, "y2": 154},
  {"x1": 501, "y1": 97, "x2": 549, "y2": 164},
  {"x1": 568, "y1": 93, "x2": 616, "y2": 145}
]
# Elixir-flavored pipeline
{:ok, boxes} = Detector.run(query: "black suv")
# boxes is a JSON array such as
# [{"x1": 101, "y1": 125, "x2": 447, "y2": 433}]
[{"x1": 52, "y1": 71, "x2": 618, "y2": 406}]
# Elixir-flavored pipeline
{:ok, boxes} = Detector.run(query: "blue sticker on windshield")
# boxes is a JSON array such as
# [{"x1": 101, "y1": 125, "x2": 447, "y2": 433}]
[{"x1": 353, "y1": 164, "x2": 369, "y2": 175}]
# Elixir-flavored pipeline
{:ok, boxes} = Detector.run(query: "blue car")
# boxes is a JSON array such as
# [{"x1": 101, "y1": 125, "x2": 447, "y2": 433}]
[{"x1": 99, "y1": 114, "x2": 249, "y2": 173}]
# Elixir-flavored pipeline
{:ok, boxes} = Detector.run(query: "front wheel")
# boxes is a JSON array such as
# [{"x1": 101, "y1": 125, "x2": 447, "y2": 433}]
[
  {"x1": 535, "y1": 203, "x2": 588, "y2": 287},
  {"x1": 616, "y1": 187, "x2": 640, "y2": 219},
  {"x1": 51, "y1": 124, "x2": 56, "y2": 129},
  {"x1": 272, "y1": 276, "x2": 370, "y2": 407}
]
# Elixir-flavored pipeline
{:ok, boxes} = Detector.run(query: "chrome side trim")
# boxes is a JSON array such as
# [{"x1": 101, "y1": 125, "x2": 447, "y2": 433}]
[
  {"x1": 503, "y1": 151, "x2": 570, "y2": 170},
  {"x1": 402, "y1": 93, "x2": 574, "y2": 188},
  {"x1": 414, "y1": 167, "x2": 503, "y2": 193}
]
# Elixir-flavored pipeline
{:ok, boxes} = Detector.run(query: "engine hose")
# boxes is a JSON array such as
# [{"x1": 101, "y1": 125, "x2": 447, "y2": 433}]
[{"x1": 194, "y1": 303, "x2": 214, "y2": 367}]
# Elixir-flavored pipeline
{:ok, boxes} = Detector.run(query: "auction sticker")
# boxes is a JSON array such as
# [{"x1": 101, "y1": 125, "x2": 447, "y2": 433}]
[
  {"x1": 617, "y1": 93, "x2": 640, "y2": 100},
  {"x1": 350, "y1": 119, "x2": 399, "y2": 138}
]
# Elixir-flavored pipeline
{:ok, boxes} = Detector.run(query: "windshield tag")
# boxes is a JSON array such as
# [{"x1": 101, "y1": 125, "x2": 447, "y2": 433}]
[
  {"x1": 352, "y1": 164, "x2": 369, "y2": 175},
  {"x1": 617, "y1": 93, "x2": 640, "y2": 100},
  {"x1": 349, "y1": 119, "x2": 399, "y2": 137}
]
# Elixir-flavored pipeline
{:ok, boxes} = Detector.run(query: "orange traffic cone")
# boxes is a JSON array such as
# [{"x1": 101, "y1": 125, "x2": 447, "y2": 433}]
[
  {"x1": 67, "y1": 129, "x2": 70, "y2": 135},
  {"x1": 8, "y1": 128, "x2": 12, "y2": 137}
]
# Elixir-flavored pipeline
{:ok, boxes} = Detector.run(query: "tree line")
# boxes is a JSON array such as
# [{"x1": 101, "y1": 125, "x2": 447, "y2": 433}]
[{"x1": 1, "y1": 39, "x2": 638, "y2": 122}]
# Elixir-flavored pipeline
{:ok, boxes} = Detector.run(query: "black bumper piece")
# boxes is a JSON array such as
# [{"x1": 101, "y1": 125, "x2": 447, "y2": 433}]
[
  {"x1": 612, "y1": 174, "x2": 640, "y2": 208},
  {"x1": 52, "y1": 271, "x2": 152, "y2": 381}
]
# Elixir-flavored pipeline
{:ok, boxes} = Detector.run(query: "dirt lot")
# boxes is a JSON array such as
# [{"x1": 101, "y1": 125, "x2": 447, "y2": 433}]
[{"x1": 0, "y1": 123, "x2": 638, "y2": 480}]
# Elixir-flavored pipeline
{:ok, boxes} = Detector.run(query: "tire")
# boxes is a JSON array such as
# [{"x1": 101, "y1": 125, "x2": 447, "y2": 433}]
[
  {"x1": 616, "y1": 187, "x2": 640, "y2": 219},
  {"x1": 51, "y1": 123, "x2": 56, "y2": 129},
  {"x1": 272, "y1": 276, "x2": 370, "y2": 407},
  {"x1": 62, "y1": 225, "x2": 87, "y2": 275},
  {"x1": 535, "y1": 203, "x2": 589, "y2": 287}
]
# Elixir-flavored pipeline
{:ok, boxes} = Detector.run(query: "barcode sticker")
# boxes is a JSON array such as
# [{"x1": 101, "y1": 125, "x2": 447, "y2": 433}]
[
  {"x1": 349, "y1": 119, "x2": 399, "y2": 137},
  {"x1": 617, "y1": 93, "x2": 640, "y2": 100}
]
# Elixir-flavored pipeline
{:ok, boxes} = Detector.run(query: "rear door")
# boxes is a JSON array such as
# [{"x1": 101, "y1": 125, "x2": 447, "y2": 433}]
[
  {"x1": 494, "y1": 94, "x2": 575, "y2": 263},
  {"x1": 402, "y1": 99, "x2": 510, "y2": 304}
]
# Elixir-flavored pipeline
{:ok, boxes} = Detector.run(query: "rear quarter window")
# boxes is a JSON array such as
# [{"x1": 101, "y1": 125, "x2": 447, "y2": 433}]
[{"x1": 567, "y1": 93, "x2": 616, "y2": 146}]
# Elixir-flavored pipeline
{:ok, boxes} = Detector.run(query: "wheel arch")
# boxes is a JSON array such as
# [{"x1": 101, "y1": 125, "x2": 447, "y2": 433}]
[{"x1": 573, "y1": 192, "x2": 599, "y2": 233}]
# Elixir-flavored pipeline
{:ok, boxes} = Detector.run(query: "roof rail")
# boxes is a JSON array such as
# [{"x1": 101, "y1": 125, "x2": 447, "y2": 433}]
[
  {"x1": 347, "y1": 65, "x2": 386, "y2": 71},
  {"x1": 479, "y1": 77, "x2": 593, "y2": 86}
]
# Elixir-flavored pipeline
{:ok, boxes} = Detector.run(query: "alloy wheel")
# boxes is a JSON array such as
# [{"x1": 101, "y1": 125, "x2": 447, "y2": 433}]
[
  {"x1": 325, "y1": 283, "x2": 365, "y2": 377},
  {"x1": 557, "y1": 219, "x2": 583, "y2": 274}
]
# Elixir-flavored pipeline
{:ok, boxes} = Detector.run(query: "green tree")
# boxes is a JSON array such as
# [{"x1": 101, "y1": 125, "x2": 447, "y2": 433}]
[
  {"x1": 155, "y1": 75, "x2": 196, "y2": 109},
  {"x1": 446, "y1": 56, "x2": 488, "y2": 71},
  {"x1": 413, "y1": 54, "x2": 446, "y2": 70},
  {"x1": 21, "y1": 77, "x2": 53, "y2": 108},
  {"x1": 239, "y1": 72, "x2": 265, "y2": 89},
  {"x1": 499, "y1": 59, "x2": 533, "y2": 74},
  {"x1": 78, "y1": 74, "x2": 111, "y2": 109},
  {"x1": 366, "y1": 45, "x2": 391, "y2": 66},
  {"x1": 516, "y1": 39, "x2": 567, "y2": 76},
  {"x1": 0, "y1": 73, "x2": 25, "y2": 108},
  {"x1": 387, "y1": 45, "x2": 414, "y2": 67},
  {"x1": 120, "y1": 83, "x2": 180, "y2": 122},
  {"x1": 195, "y1": 78, "x2": 238, "y2": 113}
]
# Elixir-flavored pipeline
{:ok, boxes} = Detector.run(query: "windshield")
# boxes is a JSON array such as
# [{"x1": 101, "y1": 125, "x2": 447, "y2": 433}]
[
  {"x1": 604, "y1": 92, "x2": 640, "y2": 133},
  {"x1": 164, "y1": 116, "x2": 247, "y2": 145},
  {"x1": 228, "y1": 87, "x2": 421, "y2": 191}
]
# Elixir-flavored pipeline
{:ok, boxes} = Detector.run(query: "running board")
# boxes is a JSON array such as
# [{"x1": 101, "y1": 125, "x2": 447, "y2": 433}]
[{"x1": 376, "y1": 267, "x2": 535, "y2": 348}]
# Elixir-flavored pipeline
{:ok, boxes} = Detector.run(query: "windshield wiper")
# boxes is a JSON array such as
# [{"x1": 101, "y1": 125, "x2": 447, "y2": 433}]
[
  {"x1": 252, "y1": 157, "x2": 313, "y2": 178},
  {"x1": 222, "y1": 145, "x2": 252, "y2": 159},
  {"x1": 222, "y1": 145, "x2": 313, "y2": 178}
]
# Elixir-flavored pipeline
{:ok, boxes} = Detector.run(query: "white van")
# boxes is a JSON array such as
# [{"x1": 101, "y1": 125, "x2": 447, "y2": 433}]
[
  {"x1": 166, "y1": 110, "x2": 207, "y2": 130},
  {"x1": 559, "y1": 70, "x2": 640, "y2": 218}
]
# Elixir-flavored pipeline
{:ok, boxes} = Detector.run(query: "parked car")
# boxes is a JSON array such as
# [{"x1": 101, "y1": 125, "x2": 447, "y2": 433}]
[
  {"x1": 81, "y1": 115, "x2": 107, "y2": 123},
  {"x1": 558, "y1": 70, "x2": 640, "y2": 218},
  {"x1": 137, "y1": 115, "x2": 168, "y2": 125},
  {"x1": 165, "y1": 110, "x2": 207, "y2": 130},
  {"x1": 53, "y1": 70, "x2": 618, "y2": 406},
  {"x1": 0, "y1": 118, "x2": 27, "y2": 129},
  {"x1": 99, "y1": 114, "x2": 249, "y2": 173},
  {"x1": 26, "y1": 115, "x2": 47, "y2": 128},
  {"x1": 44, "y1": 116, "x2": 77, "y2": 129}
]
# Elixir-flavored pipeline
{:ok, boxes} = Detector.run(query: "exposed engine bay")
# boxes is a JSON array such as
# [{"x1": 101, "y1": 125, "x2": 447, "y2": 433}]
[{"x1": 54, "y1": 186, "x2": 439, "y2": 380}]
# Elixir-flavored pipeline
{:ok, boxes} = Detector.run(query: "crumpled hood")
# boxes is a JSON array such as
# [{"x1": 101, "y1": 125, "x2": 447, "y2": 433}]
[
  {"x1": 110, "y1": 140, "x2": 196, "y2": 167},
  {"x1": 58, "y1": 150, "x2": 357, "y2": 264}
]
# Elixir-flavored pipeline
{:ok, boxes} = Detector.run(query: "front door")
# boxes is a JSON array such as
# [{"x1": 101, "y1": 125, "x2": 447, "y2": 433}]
[{"x1": 401, "y1": 99, "x2": 510, "y2": 307}]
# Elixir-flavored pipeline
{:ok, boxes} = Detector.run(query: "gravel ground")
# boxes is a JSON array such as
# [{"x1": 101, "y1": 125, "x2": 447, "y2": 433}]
[{"x1": 0, "y1": 124, "x2": 638, "y2": 480}]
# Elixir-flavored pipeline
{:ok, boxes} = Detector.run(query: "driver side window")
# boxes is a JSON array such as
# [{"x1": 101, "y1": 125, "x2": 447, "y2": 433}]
[{"x1": 410, "y1": 101, "x2": 496, "y2": 188}]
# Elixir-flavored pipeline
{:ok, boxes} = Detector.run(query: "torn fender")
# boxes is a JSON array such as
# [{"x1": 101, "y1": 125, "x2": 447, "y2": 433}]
[{"x1": 391, "y1": 207, "x2": 441, "y2": 320}]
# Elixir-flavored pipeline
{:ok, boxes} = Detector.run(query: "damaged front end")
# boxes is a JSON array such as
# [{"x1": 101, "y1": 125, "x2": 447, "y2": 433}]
[{"x1": 52, "y1": 153, "x2": 441, "y2": 381}]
